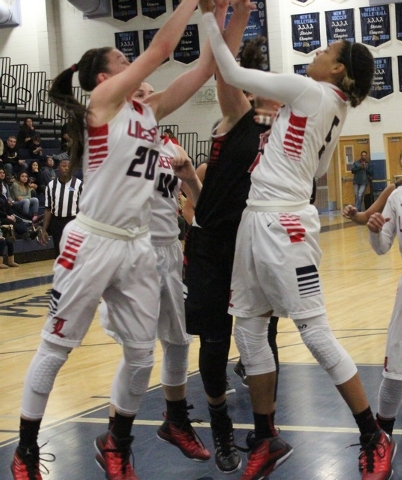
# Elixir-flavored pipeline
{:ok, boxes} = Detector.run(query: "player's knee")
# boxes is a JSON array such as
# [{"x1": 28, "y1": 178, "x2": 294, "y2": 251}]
[
  {"x1": 296, "y1": 318, "x2": 357, "y2": 385},
  {"x1": 30, "y1": 340, "x2": 71, "y2": 394},
  {"x1": 123, "y1": 344, "x2": 154, "y2": 396},
  {"x1": 161, "y1": 341, "x2": 189, "y2": 386},
  {"x1": 234, "y1": 320, "x2": 275, "y2": 376}
]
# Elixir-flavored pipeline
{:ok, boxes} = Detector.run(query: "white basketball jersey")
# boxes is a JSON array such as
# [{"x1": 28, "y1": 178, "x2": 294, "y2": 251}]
[
  {"x1": 249, "y1": 83, "x2": 348, "y2": 203},
  {"x1": 150, "y1": 137, "x2": 181, "y2": 240},
  {"x1": 79, "y1": 100, "x2": 159, "y2": 229}
]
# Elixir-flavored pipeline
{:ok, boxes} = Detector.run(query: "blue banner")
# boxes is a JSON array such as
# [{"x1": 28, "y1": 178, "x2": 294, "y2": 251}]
[
  {"x1": 294, "y1": 64, "x2": 309, "y2": 76},
  {"x1": 396, "y1": 3, "x2": 402, "y2": 42},
  {"x1": 143, "y1": 29, "x2": 169, "y2": 64},
  {"x1": 291, "y1": 12, "x2": 321, "y2": 54},
  {"x1": 370, "y1": 57, "x2": 393, "y2": 100},
  {"x1": 114, "y1": 31, "x2": 140, "y2": 62},
  {"x1": 325, "y1": 9, "x2": 355, "y2": 45},
  {"x1": 141, "y1": 0, "x2": 166, "y2": 19},
  {"x1": 360, "y1": 5, "x2": 391, "y2": 47},
  {"x1": 112, "y1": 0, "x2": 137, "y2": 22},
  {"x1": 225, "y1": 1, "x2": 269, "y2": 70},
  {"x1": 398, "y1": 56, "x2": 402, "y2": 93},
  {"x1": 173, "y1": 24, "x2": 200, "y2": 65}
]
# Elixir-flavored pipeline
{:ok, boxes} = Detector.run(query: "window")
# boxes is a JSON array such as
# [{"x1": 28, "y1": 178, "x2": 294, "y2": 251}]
[{"x1": 344, "y1": 146, "x2": 354, "y2": 172}]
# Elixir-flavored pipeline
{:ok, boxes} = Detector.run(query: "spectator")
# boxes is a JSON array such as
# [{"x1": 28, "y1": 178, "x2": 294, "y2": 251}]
[
  {"x1": 60, "y1": 118, "x2": 73, "y2": 151},
  {"x1": 10, "y1": 170, "x2": 40, "y2": 222},
  {"x1": 1, "y1": 135, "x2": 26, "y2": 176},
  {"x1": 39, "y1": 159, "x2": 82, "y2": 257},
  {"x1": 351, "y1": 151, "x2": 373, "y2": 212},
  {"x1": 0, "y1": 233, "x2": 18, "y2": 268},
  {"x1": 0, "y1": 166, "x2": 36, "y2": 240},
  {"x1": 0, "y1": 137, "x2": 4, "y2": 157},
  {"x1": 16, "y1": 117, "x2": 37, "y2": 150},
  {"x1": 51, "y1": 142, "x2": 70, "y2": 167},
  {"x1": 27, "y1": 160, "x2": 46, "y2": 203},
  {"x1": 28, "y1": 136, "x2": 46, "y2": 167},
  {"x1": 40, "y1": 156, "x2": 57, "y2": 186},
  {"x1": 162, "y1": 128, "x2": 180, "y2": 145}
]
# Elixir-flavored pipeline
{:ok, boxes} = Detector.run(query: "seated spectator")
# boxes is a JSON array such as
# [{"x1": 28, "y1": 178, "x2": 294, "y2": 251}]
[
  {"x1": 1, "y1": 135, "x2": 26, "y2": 176},
  {"x1": 0, "y1": 138, "x2": 4, "y2": 157},
  {"x1": 40, "y1": 156, "x2": 57, "y2": 186},
  {"x1": 0, "y1": 166, "x2": 36, "y2": 239},
  {"x1": 10, "y1": 170, "x2": 40, "y2": 222},
  {"x1": 28, "y1": 135, "x2": 46, "y2": 166},
  {"x1": 52, "y1": 142, "x2": 70, "y2": 167},
  {"x1": 0, "y1": 234, "x2": 19, "y2": 268},
  {"x1": 17, "y1": 117, "x2": 37, "y2": 149},
  {"x1": 27, "y1": 160, "x2": 45, "y2": 198}
]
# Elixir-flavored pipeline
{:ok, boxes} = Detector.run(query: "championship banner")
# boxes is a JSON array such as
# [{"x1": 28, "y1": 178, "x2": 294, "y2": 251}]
[
  {"x1": 112, "y1": 0, "x2": 137, "y2": 22},
  {"x1": 291, "y1": 12, "x2": 320, "y2": 54},
  {"x1": 360, "y1": 5, "x2": 391, "y2": 48},
  {"x1": 141, "y1": 0, "x2": 166, "y2": 19},
  {"x1": 325, "y1": 9, "x2": 355, "y2": 45},
  {"x1": 294, "y1": 64, "x2": 309, "y2": 76},
  {"x1": 398, "y1": 56, "x2": 402, "y2": 92},
  {"x1": 143, "y1": 29, "x2": 169, "y2": 64},
  {"x1": 370, "y1": 57, "x2": 393, "y2": 100},
  {"x1": 225, "y1": 1, "x2": 269, "y2": 70},
  {"x1": 396, "y1": 3, "x2": 402, "y2": 42},
  {"x1": 173, "y1": 24, "x2": 200, "y2": 65},
  {"x1": 115, "y1": 31, "x2": 140, "y2": 62}
]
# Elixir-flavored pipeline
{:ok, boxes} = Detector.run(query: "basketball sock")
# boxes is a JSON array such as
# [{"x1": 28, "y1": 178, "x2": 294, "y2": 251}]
[
  {"x1": 376, "y1": 413, "x2": 395, "y2": 436},
  {"x1": 253, "y1": 411, "x2": 277, "y2": 440},
  {"x1": 353, "y1": 406, "x2": 379, "y2": 436},
  {"x1": 112, "y1": 411, "x2": 135, "y2": 439},
  {"x1": 166, "y1": 398, "x2": 187, "y2": 424},
  {"x1": 19, "y1": 417, "x2": 42, "y2": 449}
]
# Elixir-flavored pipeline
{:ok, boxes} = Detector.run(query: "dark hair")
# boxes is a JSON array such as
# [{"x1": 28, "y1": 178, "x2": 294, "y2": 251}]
[
  {"x1": 48, "y1": 47, "x2": 113, "y2": 172},
  {"x1": 238, "y1": 35, "x2": 267, "y2": 71},
  {"x1": 337, "y1": 41, "x2": 374, "y2": 108},
  {"x1": 16, "y1": 170, "x2": 29, "y2": 185}
]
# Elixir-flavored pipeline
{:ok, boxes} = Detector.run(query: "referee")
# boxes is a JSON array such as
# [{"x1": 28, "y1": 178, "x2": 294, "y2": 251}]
[{"x1": 39, "y1": 159, "x2": 82, "y2": 257}]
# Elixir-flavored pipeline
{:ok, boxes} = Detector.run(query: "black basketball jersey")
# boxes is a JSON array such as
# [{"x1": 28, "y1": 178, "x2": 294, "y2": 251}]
[{"x1": 194, "y1": 108, "x2": 268, "y2": 233}]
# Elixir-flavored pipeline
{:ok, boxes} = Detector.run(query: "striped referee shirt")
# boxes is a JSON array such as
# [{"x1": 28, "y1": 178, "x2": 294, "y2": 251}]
[{"x1": 45, "y1": 177, "x2": 83, "y2": 217}]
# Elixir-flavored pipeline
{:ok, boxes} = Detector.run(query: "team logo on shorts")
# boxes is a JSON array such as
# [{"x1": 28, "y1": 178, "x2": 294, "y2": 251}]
[
  {"x1": 279, "y1": 214, "x2": 306, "y2": 243},
  {"x1": 296, "y1": 265, "x2": 320, "y2": 298},
  {"x1": 51, "y1": 317, "x2": 66, "y2": 338}
]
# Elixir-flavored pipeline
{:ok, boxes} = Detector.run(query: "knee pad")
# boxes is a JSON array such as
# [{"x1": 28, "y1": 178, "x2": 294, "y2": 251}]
[
  {"x1": 160, "y1": 341, "x2": 189, "y2": 387},
  {"x1": 30, "y1": 340, "x2": 71, "y2": 394},
  {"x1": 123, "y1": 343, "x2": 155, "y2": 396},
  {"x1": 295, "y1": 315, "x2": 357, "y2": 385},
  {"x1": 234, "y1": 317, "x2": 276, "y2": 376}
]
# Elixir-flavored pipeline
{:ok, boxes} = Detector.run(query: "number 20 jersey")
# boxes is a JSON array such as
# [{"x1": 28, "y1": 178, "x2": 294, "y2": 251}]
[{"x1": 79, "y1": 100, "x2": 159, "y2": 230}]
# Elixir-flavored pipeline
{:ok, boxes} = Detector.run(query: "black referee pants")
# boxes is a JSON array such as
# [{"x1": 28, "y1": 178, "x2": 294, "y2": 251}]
[{"x1": 50, "y1": 216, "x2": 75, "y2": 257}]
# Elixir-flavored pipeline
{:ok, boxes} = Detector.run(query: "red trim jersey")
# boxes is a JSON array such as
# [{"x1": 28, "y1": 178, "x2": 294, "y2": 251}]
[
  {"x1": 150, "y1": 137, "x2": 182, "y2": 241},
  {"x1": 79, "y1": 100, "x2": 159, "y2": 229}
]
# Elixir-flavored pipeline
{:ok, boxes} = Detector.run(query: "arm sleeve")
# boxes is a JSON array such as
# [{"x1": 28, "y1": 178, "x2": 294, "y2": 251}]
[
  {"x1": 203, "y1": 12, "x2": 322, "y2": 115},
  {"x1": 368, "y1": 198, "x2": 396, "y2": 255}
]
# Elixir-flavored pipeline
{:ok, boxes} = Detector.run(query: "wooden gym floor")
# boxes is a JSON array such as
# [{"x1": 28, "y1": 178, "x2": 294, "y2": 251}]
[{"x1": 1, "y1": 211, "x2": 402, "y2": 479}]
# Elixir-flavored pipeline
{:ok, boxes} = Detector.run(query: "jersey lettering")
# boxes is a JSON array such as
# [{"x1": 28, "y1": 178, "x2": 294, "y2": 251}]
[
  {"x1": 318, "y1": 115, "x2": 340, "y2": 159},
  {"x1": 156, "y1": 173, "x2": 178, "y2": 198},
  {"x1": 126, "y1": 146, "x2": 159, "y2": 180},
  {"x1": 127, "y1": 120, "x2": 159, "y2": 143}
]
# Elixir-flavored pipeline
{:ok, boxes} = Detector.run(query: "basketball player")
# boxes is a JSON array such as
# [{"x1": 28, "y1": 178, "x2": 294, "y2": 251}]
[
  {"x1": 100, "y1": 82, "x2": 210, "y2": 464},
  {"x1": 367, "y1": 190, "x2": 402, "y2": 439},
  {"x1": 203, "y1": 1, "x2": 394, "y2": 479},
  {"x1": 9, "y1": 1, "x2": 220, "y2": 479}
]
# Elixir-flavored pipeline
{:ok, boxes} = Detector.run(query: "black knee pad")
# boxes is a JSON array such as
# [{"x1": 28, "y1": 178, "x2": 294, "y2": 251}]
[{"x1": 199, "y1": 335, "x2": 231, "y2": 399}]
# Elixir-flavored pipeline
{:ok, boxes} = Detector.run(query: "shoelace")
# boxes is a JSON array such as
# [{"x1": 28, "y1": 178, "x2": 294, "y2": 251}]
[
  {"x1": 103, "y1": 435, "x2": 135, "y2": 473},
  {"x1": 22, "y1": 442, "x2": 56, "y2": 477},
  {"x1": 349, "y1": 433, "x2": 386, "y2": 473},
  {"x1": 212, "y1": 417, "x2": 237, "y2": 457},
  {"x1": 165, "y1": 405, "x2": 207, "y2": 448}
]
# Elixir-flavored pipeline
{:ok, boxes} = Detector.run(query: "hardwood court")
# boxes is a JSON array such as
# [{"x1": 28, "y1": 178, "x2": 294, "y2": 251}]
[{"x1": 1, "y1": 212, "x2": 401, "y2": 479}]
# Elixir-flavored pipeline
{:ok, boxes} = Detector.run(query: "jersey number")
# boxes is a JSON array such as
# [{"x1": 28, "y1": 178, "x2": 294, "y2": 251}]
[
  {"x1": 126, "y1": 146, "x2": 159, "y2": 180},
  {"x1": 157, "y1": 173, "x2": 178, "y2": 198},
  {"x1": 318, "y1": 115, "x2": 340, "y2": 160}
]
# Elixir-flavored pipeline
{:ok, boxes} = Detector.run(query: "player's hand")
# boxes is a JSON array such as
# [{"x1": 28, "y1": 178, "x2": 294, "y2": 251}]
[
  {"x1": 342, "y1": 205, "x2": 357, "y2": 219},
  {"x1": 231, "y1": 0, "x2": 256, "y2": 12},
  {"x1": 170, "y1": 154, "x2": 197, "y2": 183},
  {"x1": 367, "y1": 212, "x2": 390, "y2": 233},
  {"x1": 198, "y1": 0, "x2": 214, "y2": 14}
]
